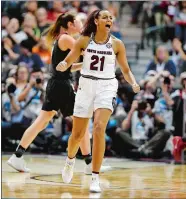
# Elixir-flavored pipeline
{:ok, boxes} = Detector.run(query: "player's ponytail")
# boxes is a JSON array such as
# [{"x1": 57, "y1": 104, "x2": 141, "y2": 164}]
[
  {"x1": 81, "y1": 9, "x2": 101, "y2": 37},
  {"x1": 45, "y1": 12, "x2": 75, "y2": 46}
]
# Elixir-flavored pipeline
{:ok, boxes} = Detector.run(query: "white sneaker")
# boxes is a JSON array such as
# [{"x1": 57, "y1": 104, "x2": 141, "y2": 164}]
[
  {"x1": 90, "y1": 174, "x2": 101, "y2": 193},
  {"x1": 62, "y1": 157, "x2": 75, "y2": 183},
  {"x1": 84, "y1": 163, "x2": 112, "y2": 175},
  {"x1": 7, "y1": 154, "x2": 30, "y2": 173}
]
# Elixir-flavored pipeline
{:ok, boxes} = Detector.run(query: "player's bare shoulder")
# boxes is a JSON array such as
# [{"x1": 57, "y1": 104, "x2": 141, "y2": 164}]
[
  {"x1": 58, "y1": 34, "x2": 72, "y2": 43},
  {"x1": 77, "y1": 35, "x2": 91, "y2": 50},
  {"x1": 111, "y1": 35, "x2": 124, "y2": 55}
]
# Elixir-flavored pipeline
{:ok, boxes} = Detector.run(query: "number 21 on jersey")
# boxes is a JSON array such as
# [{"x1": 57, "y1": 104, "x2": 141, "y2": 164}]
[{"x1": 90, "y1": 55, "x2": 105, "y2": 71}]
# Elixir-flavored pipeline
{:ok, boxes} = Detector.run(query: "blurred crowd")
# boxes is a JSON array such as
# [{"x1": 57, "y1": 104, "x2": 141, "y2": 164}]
[{"x1": 1, "y1": 1, "x2": 186, "y2": 162}]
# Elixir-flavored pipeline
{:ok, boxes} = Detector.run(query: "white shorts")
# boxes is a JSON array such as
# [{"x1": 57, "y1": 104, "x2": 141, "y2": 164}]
[{"x1": 73, "y1": 76, "x2": 118, "y2": 118}]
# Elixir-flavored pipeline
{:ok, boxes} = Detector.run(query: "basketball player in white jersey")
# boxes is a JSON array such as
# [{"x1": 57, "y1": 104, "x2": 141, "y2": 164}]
[{"x1": 56, "y1": 10, "x2": 140, "y2": 192}]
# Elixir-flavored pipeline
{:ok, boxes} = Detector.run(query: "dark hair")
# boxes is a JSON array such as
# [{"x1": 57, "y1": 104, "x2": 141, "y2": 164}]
[
  {"x1": 20, "y1": 39, "x2": 34, "y2": 52},
  {"x1": 138, "y1": 99, "x2": 148, "y2": 111},
  {"x1": 31, "y1": 65, "x2": 42, "y2": 73},
  {"x1": 137, "y1": 99, "x2": 148, "y2": 119},
  {"x1": 81, "y1": 9, "x2": 101, "y2": 37},
  {"x1": 178, "y1": 1, "x2": 186, "y2": 10},
  {"x1": 46, "y1": 12, "x2": 75, "y2": 46}
]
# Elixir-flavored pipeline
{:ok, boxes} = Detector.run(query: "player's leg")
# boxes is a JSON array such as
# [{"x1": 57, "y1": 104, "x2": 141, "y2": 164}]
[
  {"x1": 68, "y1": 116, "x2": 92, "y2": 170},
  {"x1": 62, "y1": 76, "x2": 93, "y2": 183},
  {"x1": 19, "y1": 110, "x2": 56, "y2": 149},
  {"x1": 79, "y1": 122, "x2": 112, "y2": 175},
  {"x1": 90, "y1": 78, "x2": 118, "y2": 192},
  {"x1": 68, "y1": 117, "x2": 90, "y2": 158},
  {"x1": 62, "y1": 116, "x2": 89, "y2": 183},
  {"x1": 79, "y1": 125, "x2": 93, "y2": 174},
  {"x1": 8, "y1": 78, "x2": 60, "y2": 172},
  {"x1": 7, "y1": 110, "x2": 56, "y2": 172},
  {"x1": 80, "y1": 125, "x2": 91, "y2": 157},
  {"x1": 90, "y1": 108, "x2": 112, "y2": 193},
  {"x1": 92, "y1": 109, "x2": 112, "y2": 172}
]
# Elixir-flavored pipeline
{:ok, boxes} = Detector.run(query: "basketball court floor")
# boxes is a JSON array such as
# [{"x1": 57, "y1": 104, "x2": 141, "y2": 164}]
[{"x1": 2, "y1": 154, "x2": 186, "y2": 198}]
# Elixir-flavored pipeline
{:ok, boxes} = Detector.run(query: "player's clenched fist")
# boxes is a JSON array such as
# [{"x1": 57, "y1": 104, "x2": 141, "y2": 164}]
[
  {"x1": 56, "y1": 61, "x2": 68, "y2": 72},
  {"x1": 132, "y1": 83, "x2": 140, "y2": 93}
]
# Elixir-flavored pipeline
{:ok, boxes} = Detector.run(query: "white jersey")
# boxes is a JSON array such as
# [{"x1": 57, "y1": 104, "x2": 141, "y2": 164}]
[{"x1": 81, "y1": 34, "x2": 116, "y2": 79}]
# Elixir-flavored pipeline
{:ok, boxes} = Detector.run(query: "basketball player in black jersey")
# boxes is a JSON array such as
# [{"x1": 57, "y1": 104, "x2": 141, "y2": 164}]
[{"x1": 7, "y1": 13, "x2": 98, "y2": 174}]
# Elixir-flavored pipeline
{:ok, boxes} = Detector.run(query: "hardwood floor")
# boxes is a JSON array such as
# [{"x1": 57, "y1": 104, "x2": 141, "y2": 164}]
[{"x1": 2, "y1": 155, "x2": 186, "y2": 198}]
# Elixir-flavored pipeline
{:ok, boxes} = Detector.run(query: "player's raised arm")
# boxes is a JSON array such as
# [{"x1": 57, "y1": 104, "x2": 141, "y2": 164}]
[
  {"x1": 56, "y1": 36, "x2": 87, "y2": 72},
  {"x1": 116, "y1": 40, "x2": 140, "y2": 93}
]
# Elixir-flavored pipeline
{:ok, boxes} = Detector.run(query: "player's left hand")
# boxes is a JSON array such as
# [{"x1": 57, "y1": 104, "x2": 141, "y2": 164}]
[
  {"x1": 132, "y1": 83, "x2": 140, "y2": 93},
  {"x1": 56, "y1": 61, "x2": 68, "y2": 72}
]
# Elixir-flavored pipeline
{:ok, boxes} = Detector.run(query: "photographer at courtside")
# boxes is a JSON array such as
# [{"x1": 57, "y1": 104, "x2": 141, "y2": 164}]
[
  {"x1": 2, "y1": 77, "x2": 21, "y2": 123},
  {"x1": 114, "y1": 99, "x2": 171, "y2": 158},
  {"x1": 17, "y1": 67, "x2": 45, "y2": 125},
  {"x1": 2, "y1": 77, "x2": 24, "y2": 147}
]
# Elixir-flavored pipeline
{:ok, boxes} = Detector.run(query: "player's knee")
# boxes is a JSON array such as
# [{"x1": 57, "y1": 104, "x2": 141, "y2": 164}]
[
  {"x1": 72, "y1": 130, "x2": 85, "y2": 142},
  {"x1": 93, "y1": 121, "x2": 105, "y2": 136}
]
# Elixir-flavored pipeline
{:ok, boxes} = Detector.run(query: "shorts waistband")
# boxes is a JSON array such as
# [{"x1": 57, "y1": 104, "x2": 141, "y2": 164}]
[{"x1": 81, "y1": 74, "x2": 115, "y2": 80}]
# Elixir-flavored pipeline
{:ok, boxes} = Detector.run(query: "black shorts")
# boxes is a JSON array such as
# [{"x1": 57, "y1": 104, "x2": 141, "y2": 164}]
[{"x1": 42, "y1": 78, "x2": 75, "y2": 117}]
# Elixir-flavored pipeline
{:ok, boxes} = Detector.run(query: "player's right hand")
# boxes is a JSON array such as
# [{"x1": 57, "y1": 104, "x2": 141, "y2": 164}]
[
  {"x1": 132, "y1": 83, "x2": 140, "y2": 93},
  {"x1": 56, "y1": 61, "x2": 68, "y2": 72}
]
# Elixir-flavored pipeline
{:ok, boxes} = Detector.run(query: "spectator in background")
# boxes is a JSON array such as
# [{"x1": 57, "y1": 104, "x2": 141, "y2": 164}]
[
  {"x1": 14, "y1": 64, "x2": 29, "y2": 94},
  {"x1": 136, "y1": 75, "x2": 157, "y2": 108},
  {"x1": 87, "y1": 5, "x2": 99, "y2": 15},
  {"x1": 2, "y1": 67, "x2": 44, "y2": 147},
  {"x1": 14, "y1": 39, "x2": 44, "y2": 70},
  {"x1": 24, "y1": 1, "x2": 38, "y2": 16},
  {"x1": 18, "y1": 67, "x2": 44, "y2": 124},
  {"x1": 2, "y1": 18, "x2": 28, "y2": 44},
  {"x1": 2, "y1": 12, "x2": 10, "y2": 30},
  {"x1": 32, "y1": 36, "x2": 51, "y2": 65},
  {"x1": 145, "y1": 45, "x2": 176, "y2": 76},
  {"x1": 106, "y1": 2, "x2": 119, "y2": 18},
  {"x1": 36, "y1": 8, "x2": 50, "y2": 33},
  {"x1": 175, "y1": 1, "x2": 186, "y2": 44},
  {"x1": 129, "y1": 1, "x2": 144, "y2": 25},
  {"x1": 2, "y1": 1, "x2": 23, "y2": 21},
  {"x1": 111, "y1": 22, "x2": 123, "y2": 40},
  {"x1": 171, "y1": 72, "x2": 186, "y2": 137},
  {"x1": 115, "y1": 99, "x2": 170, "y2": 158},
  {"x1": 71, "y1": 1, "x2": 82, "y2": 13},
  {"x1": 170, "y1": 38, "x2": 186, "y2": 74},
  {"x1": 147, "y1": 70, "x2": 175, "y2": 95},
  {"x1": 2, "y1": 77, "x2": 19, "y2": 125},
  {"x1": 116, "y1": 68, "x2": 135, "y2": 113},
  {"x1": 86, "y1": 1, "x2": 103, "y2": 12},
  {"x1": 2, "y1": 76, "x2": 25, "y2": 143},
  {"x1": 6, "y1": 64, "x2": 30, "y2": 124},
  {"x1": 22, "y1": 13, "x2": 41, "y2": 45},
  {"x1": 76, "y1": 12, "x2": 87, "y2": 26},
  {"x1": 47, "y1": 1, "x2": 65, "y2": 23},
  {"x1": 153, "y1": 75, "x2": 174, "y2": 131},
  {"x1": 2, "y1": 36, "x2": 20, "y2": 62},
  {"x1": 163, "y1": 1, "x2": 177, "y2": 42},
  {"x1": 170, "y1": 38, "x2": 185, "y2": 66}
]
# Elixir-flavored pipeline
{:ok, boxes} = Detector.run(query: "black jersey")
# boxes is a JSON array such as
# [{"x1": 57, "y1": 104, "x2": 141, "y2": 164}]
[
  {"x1": 42, "y1": 39, "x2": 75, "y2": 116},
  {"x1": 50, "y1": 40, "x2": 72, "y2": 80}
]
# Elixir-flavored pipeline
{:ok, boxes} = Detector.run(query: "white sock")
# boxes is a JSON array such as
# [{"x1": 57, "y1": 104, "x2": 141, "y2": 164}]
[
  {"x1": 92, "y1": 173, "x2": 99, "y2": 179},
  {"x1": 67, "y1": 157, "x2": 75, "y2": 163}
]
